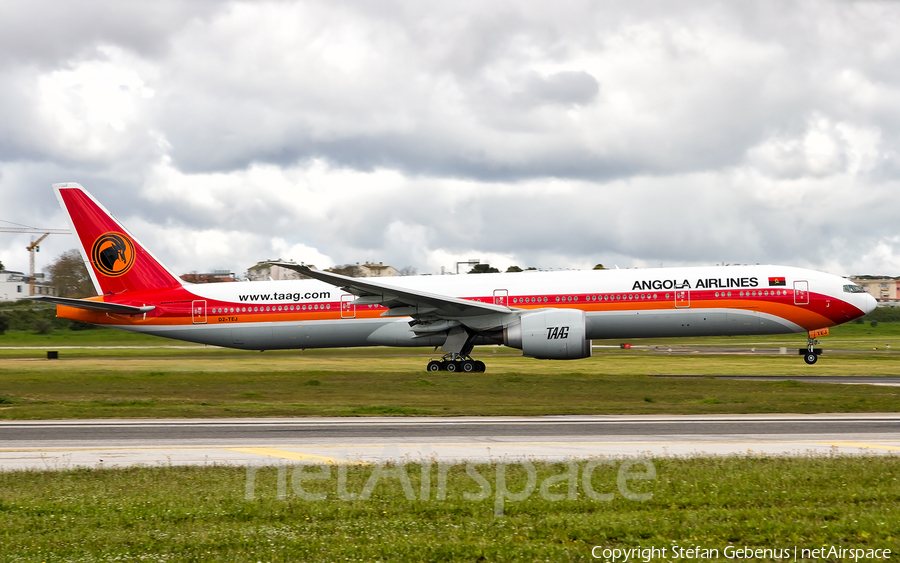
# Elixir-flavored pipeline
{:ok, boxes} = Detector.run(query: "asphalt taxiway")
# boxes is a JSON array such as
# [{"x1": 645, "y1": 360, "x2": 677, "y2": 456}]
[
  {"x1": 655, "y1": 375, "x2": 900, "y2": 386},
  {"x1": 1, "y1": 414, "x2": 899, "y2": 470}
]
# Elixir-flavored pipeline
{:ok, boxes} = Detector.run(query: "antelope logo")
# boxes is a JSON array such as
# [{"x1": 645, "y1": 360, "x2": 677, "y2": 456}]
[{"x1": 91, "y1": 232, "x2": 135, "y2": 277}]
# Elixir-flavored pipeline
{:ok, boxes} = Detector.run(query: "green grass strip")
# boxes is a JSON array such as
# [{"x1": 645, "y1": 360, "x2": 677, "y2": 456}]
[
  {"x1": 0, "y1": 456, "x2": 897, "y2": 561},
  {"x1": 1, "y1": 354, "x2": 899, "y2": 418}
]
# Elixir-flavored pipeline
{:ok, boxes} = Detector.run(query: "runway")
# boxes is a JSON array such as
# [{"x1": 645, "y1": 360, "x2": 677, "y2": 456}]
[
  {"x1": 1, "y1": 414, "x2": 899, "y2": 470},
  {"x1": 655, "y1": 375, "x2": 900, "y2": 386}
]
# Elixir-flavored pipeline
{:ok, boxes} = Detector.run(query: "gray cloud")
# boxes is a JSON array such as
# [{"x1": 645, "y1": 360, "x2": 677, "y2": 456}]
[
  {"x1": 144, "y1": 0, "x2": 900, "y2": 182},
  {"x1": 0, "y1": 1, "x2": 220, "y2": 68},
  {"x1": 520, "y1": 71, "x2": 599, "y2": 107}
]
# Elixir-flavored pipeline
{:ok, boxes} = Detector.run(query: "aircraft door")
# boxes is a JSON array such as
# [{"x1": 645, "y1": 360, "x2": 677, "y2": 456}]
[
  {"x1": 793, "y1": 281, "x2": 809, "y2": 305},
  {"x1": 493, "y1": 289, "x2": 508, "y2": 307},
  {"x1": 340, "y1": 294, "x2": 356, "y2": 319},
  {"x1": 675, "y1": 290, "x2": 690, "y2": 308},
  {"x1": 192, "y1": 300, "x2": 207, "y2": 324}
]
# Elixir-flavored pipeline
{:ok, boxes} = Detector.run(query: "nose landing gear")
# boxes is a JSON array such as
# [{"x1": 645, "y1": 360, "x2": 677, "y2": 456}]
[{"x1": 799, "y1": 334, "x2": 823, "y2": 365}]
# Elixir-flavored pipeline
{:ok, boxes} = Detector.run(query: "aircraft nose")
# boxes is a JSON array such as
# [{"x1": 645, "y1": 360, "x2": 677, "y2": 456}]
[{"x1": 864, "y1": 293, "x2": 878, "y2": 314}]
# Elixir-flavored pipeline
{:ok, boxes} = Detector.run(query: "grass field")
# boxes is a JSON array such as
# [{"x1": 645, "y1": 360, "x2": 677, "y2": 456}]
[
  {"x1": 0, "y1": 456, "x2": 896, "y2": 561},
  {"x1": 1, "y1": 325, "x2": 900, "y2": 419},
  {"x1": 1, "y1": 351, "x2": 900, "y2": 419}
]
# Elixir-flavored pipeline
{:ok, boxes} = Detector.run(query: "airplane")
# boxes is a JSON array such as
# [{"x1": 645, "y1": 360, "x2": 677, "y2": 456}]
[{"x1": 30, "y1": 183, "x2": 877, "y2": 372}]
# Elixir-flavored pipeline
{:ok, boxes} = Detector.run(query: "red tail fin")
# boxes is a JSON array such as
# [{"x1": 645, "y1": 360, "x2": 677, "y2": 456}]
[{"x1": 54, "y1": 183, "x2": 183, "y2": 295}]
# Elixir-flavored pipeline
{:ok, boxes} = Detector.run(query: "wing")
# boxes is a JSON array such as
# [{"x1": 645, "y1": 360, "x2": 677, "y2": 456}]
[
  {"x1": 271, "y1": 263, "x2": 518, "y2": 331},
  {"x1": 27, "y1": 296, "x2": 155, "y2": 315}
]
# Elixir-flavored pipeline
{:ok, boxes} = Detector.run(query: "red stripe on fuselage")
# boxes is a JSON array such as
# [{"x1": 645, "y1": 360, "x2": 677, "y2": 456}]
[{"x1": 55, "y1": 286, "x2": 865, "y2": 332}]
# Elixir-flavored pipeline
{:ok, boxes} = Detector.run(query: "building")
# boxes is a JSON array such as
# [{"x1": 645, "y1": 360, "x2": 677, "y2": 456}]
[
  {"x1": 0, "y1": 270, "x2": 58, "y2": 301},
  {"x1": 246, "y1": 260, "x2": 314, "y2": 281},
  {"x1": 362, "y1": 262, "x2": 398, "y2": 277},
  {"x1": 247, "y1": 259, "x2": 398, "y2": 281},
  {"x1": 326, "y1": 262, "x2": 398, "y2": 278},
  {"x1": 848, "y1": 275, "x2": 900, "y2": 303},
  {"x1": 180, "y1": 270, "x2": 237, "y2": 283}
]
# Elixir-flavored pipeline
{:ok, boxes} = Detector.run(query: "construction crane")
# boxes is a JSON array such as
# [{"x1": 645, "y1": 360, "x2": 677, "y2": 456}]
[{"x1": 0, "y1": 227, "x2": 72, "y2": 296}]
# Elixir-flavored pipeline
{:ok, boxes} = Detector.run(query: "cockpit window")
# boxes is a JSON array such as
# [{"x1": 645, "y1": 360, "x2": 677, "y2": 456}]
[{"x1": 843, "y1": 284, "x2": 865, "y2": 293}]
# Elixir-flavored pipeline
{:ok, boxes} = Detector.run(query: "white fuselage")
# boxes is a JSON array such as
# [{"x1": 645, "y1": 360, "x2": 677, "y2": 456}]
[{"x1": 65, "y1": 265, "x2": 874, "y2": 351}]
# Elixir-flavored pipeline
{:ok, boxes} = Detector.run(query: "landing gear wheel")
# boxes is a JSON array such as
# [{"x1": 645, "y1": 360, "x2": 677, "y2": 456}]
[
  {"x1": 430, "y1": 352, "x2": 485, "y2": 373},
  {"x1": 804, "y1": 353, "x2": 818, "y2": 365}
]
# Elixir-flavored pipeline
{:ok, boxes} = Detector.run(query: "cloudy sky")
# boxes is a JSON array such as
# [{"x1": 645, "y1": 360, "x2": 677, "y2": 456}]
[{"x1": 1, "y1": 0, "x2": 899, "y2": 279}]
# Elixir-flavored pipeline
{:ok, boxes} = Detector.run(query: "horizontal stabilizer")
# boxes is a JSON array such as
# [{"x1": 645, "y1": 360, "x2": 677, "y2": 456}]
[{"x1": 27, "y1": 296, "x2": 155, "y2": 315}]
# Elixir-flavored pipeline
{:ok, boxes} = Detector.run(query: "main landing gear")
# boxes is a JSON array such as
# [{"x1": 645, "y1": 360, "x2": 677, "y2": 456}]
[
  {"x1": 799, "y1": 335, "x2": 823, "y2": 365},
  {"x1": 427, "y1": 354, "x2": 486, "y2": 373},
  {"x1": 426, "y1": 325, "x2": 486, "y2": 372}
]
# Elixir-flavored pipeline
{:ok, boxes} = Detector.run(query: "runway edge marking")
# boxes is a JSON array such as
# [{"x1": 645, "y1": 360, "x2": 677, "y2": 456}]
[
  {"x1": 225, "y1": 447, "x2": 368, "y2": 465},
  {"x1": 829, "y1": 441, "x2": 900, "y2": 452}
]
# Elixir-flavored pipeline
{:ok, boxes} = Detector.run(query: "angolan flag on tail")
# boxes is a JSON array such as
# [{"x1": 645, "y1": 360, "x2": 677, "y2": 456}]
[{"x1": 768, "y1": 277, "x2": 787, "y2": 287}]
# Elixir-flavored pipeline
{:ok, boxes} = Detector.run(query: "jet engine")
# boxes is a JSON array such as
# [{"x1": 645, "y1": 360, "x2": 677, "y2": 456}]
[{"x1": 503, "y1": 309, "x2": 591, "y2": 360}]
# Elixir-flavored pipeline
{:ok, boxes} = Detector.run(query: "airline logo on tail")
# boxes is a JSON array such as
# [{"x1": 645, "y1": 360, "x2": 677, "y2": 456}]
[
  {"x1": 91, "y1": 232, "x2": 135, "y2": 277},
  {"x1": 55, "y1": 183, "x2": 183, "y2": 294}
]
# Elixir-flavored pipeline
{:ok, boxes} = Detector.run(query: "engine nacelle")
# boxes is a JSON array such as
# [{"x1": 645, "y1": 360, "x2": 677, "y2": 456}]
[{"x1": 503, "y1": 309, "x2": 591, "y2": 360}]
